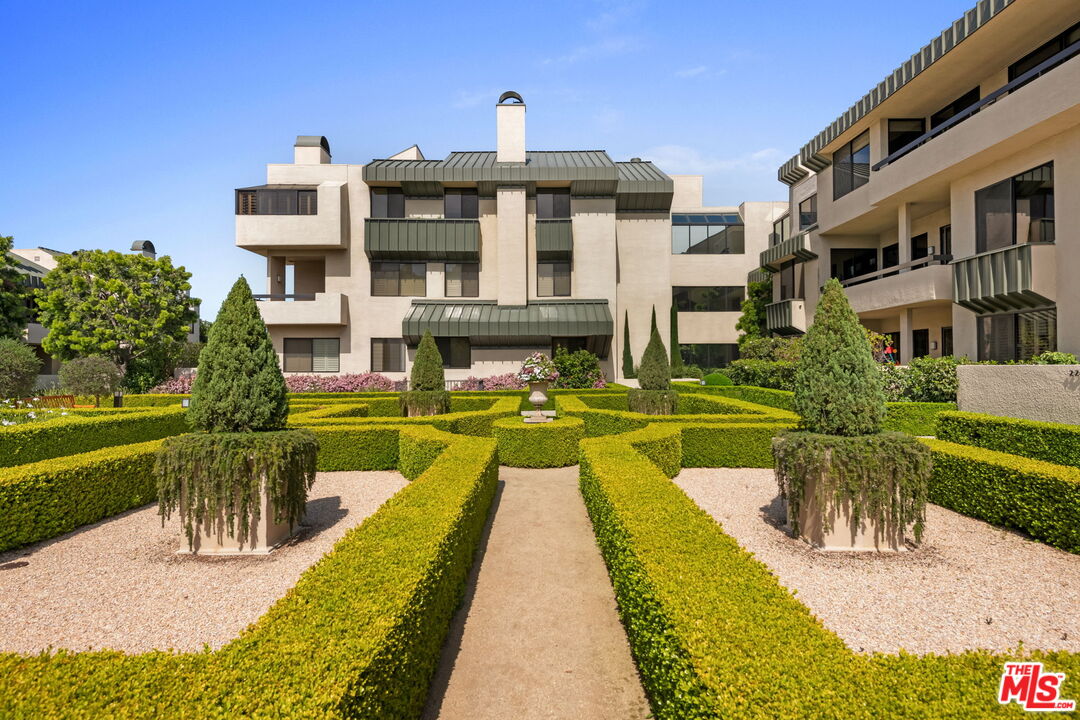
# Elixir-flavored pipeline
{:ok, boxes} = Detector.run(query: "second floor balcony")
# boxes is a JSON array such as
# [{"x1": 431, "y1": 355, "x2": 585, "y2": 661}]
[
  {"x1": 254, "y1": 292, "x2": 348, "y2": 326},
  {"x1": 236, "y1": 183, "x2": 347, "y2": 250},
  {"x1": 765, "y1": 299, "x2": 806, "y2": 336},
  {"x1": 840, "y1": 256, "x2": 953, "y2": 314},
  {"x1": 953, "y1": 243, "x2": 1056, "y2": 314},
  {"x1": 364, "y1": 218, "x2": 480, "y2": 262},
  {"x1": 760, "y1": 232, "x2": 816, "y2": 272}
]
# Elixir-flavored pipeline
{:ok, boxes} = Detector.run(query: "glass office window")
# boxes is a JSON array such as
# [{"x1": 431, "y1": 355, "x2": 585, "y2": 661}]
[
  {"x1": 975, "y1": 163, "x2": 1054, "y2": 253},
  {"x1": 771, "y1": 214, "x2": 791, "y2": 246},
  {"x1": 778, "y1": 260, "x2": 801, "y2": 301},
  {"x1": 978, "y1": 309, "x2": 1057, "y2": 362},
  {"x1": 798, "y1": 195, "x2": 817, "y2": 229},
  {"x1": 930, "y1": 87, "x2": 981, "y2": 129},
  {"x1": 671, "y1": 214, "x2": 745, "y2": 254},
  {"x1": 887, "y1": 119, "x2": 926, "y2": 156},
  {"x1": 679, "y1": 344, "x2": 739, "y2": 369},
  {"x1": 445, "y1": 263, "x2": 479, "y2": 297},
  {"x1": 831, "y1": 248, "x2": 877, "y2": 283},
  {"x1": 1008, "y1": 21, "x2": 1080, "y2": 87}
]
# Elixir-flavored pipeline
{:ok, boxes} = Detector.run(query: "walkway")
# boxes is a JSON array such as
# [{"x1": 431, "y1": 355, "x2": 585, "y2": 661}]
[{"x1": 423, "y1": 466, "x2": 649, "y2": 720}]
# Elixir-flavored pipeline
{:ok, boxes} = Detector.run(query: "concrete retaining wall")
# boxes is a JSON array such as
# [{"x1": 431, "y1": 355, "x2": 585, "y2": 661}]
[{"x1": 957, "y1": 365, "x2": 1080, "y2": 425}]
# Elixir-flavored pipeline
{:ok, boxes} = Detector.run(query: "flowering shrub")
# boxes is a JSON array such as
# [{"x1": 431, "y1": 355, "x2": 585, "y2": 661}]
[
  {"x1": 454, "y1": 373, "x2": 526, "y2": 391},
  {"x1": 285, "y1": 373, "x2": 395, "y2": 393},
  {"x1": 552, "y1": 348, "x2": 606, "y2": 389},
  {"x1": 149, "y1": 374, "x2": 195, "y2": 394},
  {"x1": 517, "y1": 353, "x2": 559, "y2": 384}
]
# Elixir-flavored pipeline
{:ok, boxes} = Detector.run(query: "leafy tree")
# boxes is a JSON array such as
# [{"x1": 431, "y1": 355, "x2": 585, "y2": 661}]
[
  {"x1": 187, "y1": 278, "x2": 287, "y2": 433},
  {"x1": 36, "y1": 250, "x2": 197, "y2": 376},
  {"x1": 621, "y1": 311, "x2": 634, "y2": 379},
  {"x1": 59, "y1": 356, "x2": 122, "y2": 407},
  {"x1": 794, "y1": 278, "x2": 885, "y2": 436},
  {"x1": 410, "y1": 330, "x2": 444, "y2": 391},
  {"x1": 669, "y1": 302, "x2": 684, "y2": 375},
  {"x1": 736, "y1": 279, "x2": 772, "y2": 346},
  {"x1": 0, "y1": 235, "x2": 30, "y2": 340},
  {"x1": 553, "y1": 347, "x2": 605, "y2": 389},
  {"x1": 0, "y1": 339, "x2": 40, "y2": 399},
  {"x1": 637, "y1": 327, "x2": 671, "y2": 391}
]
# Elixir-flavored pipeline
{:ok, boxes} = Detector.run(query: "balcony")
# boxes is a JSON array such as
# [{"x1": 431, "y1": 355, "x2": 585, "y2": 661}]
[
  {"x1": 840, "y1": 256, "x2": 952, "y2": 314},
  {"x1": 953, "y1": 243, "x2": 1057, "y2": 314},
  {"x1": 364, "y1": 218, "x2": 480, "y2": 262},
  {"x1": 254, "y1": 293, "x2": 348, "y2": 326},
  {"x1": 748, "y1": 268, "x2": 772, "y2": 284},
  {"x1": 236, "y1": 182, "x2": 347, "y2": 250},
  {"x1": 760, "y1": 232, "x2": 816, "y2": 272},
  {"x1": 766, "y1": 299, "x2": 806, "y2": 335}
]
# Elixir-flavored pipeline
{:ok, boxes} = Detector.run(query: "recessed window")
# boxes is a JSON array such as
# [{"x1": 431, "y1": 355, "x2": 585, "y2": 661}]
[
  {"x1": 444, "y1": 189, "x2": 479, "y2": 219},
  {"x1": 371, "y1": 338, "x2": 404, "y2": 373},
  {"x1": 930, "y1": 87, "x2": 980, "y2": 130},
  {"x1": 371, "y1": 261, "x2": 426, "y2": 297},
  {"x1": 832, "y1": 130, "x2": 870, "y2": 199},
  {"x1": 939, "y1": 225, "x2": 952, "y2": 257},
  {"x1": 778, "y1": 260, "x2": 802, "y2": 301},
  {"x1": 941, "y1": 326, "x2": 954, "y2": 357},
  {"x1": 978, "y1": 309, "x2": 1057, "y2": 362},
  {"x1": 370, "y1": 188, "x2": 405, "y2": 218},
  {"x1": 887, "y1": 119, "x2": 926, "y2": 156},
  {"x1": 434, "y1": 337, "x2": 471, "y2": 369},
  {"x1": 798, "y1": 195, "x2": 817, "y2": 229},
  {"x1": 975, "y1": 162, "x2": 1054, "y2": 253},
  {"x1": 672, "y1": 287, "x2": 744, "y2": 312},
  {"x1": 831, "y1": 248, "x2": 877, "y2": 283},
  {"x1": 912, "y1": 329, "x2": 930, "y2": 359},
  {"x1": 911, "y1": 233, "x2": 930, "y2": 262},
  {"x1": 770, "y1": 215, "x2": 791, "y2": 246},
  {"x1": 283, "y1": 338, "x2": 339, "y2": 373},
  {"x1": 536, "y1": 189, "x2": 571, "y2": 219},
  {"x1": 538, "y1": 262, "x2": 571, "y2": 297},
  {"x1": 445, "y1": 263, "x2": 479, "y2": 297},
  {"x1": 236, "y1": 188, "x2": 318, "y2": 216},
  {"x1": 678, "y1": 344, "x2": 739, "y2": 369},
  {"x1": 1008, "y1": 22, "x2": 1080, "y2": 87},
  {"x1": 671, "y1": 215, "x2": 745, "y2": 254}
]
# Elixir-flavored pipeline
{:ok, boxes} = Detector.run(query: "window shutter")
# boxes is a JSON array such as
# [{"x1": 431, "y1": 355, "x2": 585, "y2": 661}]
[{"x1": 312, "y1": 339, "x2": 340, "y2": 372}]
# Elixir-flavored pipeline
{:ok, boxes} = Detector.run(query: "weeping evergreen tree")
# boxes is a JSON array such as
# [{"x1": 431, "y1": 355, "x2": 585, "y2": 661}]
[
  {"x1": 401, "y1": 330, "x2": 450, "y2": 415},
  {"x1": 156, "y1": 277, "x2": 317, "y2": 552},
  {"x1": 628, "y1": 327, "x2": 677, "y2": 414},
  {"x1": 773, "y1": 278, "x2": 930, "y2": 548},
  {"x1": 621, "y1": 311, "x2": 634, "y2": 379}
]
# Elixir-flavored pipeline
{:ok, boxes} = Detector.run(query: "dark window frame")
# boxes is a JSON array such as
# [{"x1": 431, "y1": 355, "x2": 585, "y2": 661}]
[
  {"x1": 236, "y1": 188, "x2": 318, "y2": 216},
  {"x1": 678, "y1": 343, "x2": 740, "y2": 369},
  {"x1": 1008, "y1": 21, "x2": 1080, "y2": 85},
  {"x1": 370, "y1": 187, "x2": 405, "y2": 219},
  {"x1": 444, "y1": 262, "x2": 480, "y2": 298},
  {"x1": 977, "y1": 309, "x2": 1057, "y2": 362},
  {"x1": 930, "y1": 87, "x2": 981, "y2": 130},
  {"x1": 832, "y1": 130, "x2": 871, "y2": 200},
  {"x1": 798, "y1": 195, "x2": 817, "y2": 229},
  {"x1": 370, "y1": 261, "x2": 427, "y2": 297},
  {"x1": 672, "y1": 286, "x2": 745, "y2": 313},
  {"x1": 975, "y1": 162, "x2": 1054, "y2": 253},
  {"x1": 444, "y1": 188, "x2": 479, "y2": 219},
  {"x1": 536, "y1": 189, "x2": 571, "y2": 219},
  {"x1": 537, "y1": 261, "x2": 571, "y2": 297},
  {"x1": 371, "y1": 338, "x2": 405, "y2": 373},
  {"x1": 283, "y1": 337, "x2": 339, "y2": 373},
  {"x1": 887, "y1": 118, "x2": 926, "y2": 156},
  {"x1": 434, "y1": 337, "x2": 471, "y2": 369}
]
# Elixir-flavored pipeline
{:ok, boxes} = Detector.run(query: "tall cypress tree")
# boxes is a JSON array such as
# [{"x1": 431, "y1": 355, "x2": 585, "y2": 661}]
[
  {"x1": 637, "y1": 327, "x2": 671, "y2": 391},
  {"x1": 621, "y1": 311, "x2": 634, "y2": 379},
  {"x1": 410, "y1": 330, "x2": 444, "y2": 390},
  {"x1": 669, "y1": 302, "x2": 684, "y2": 374},
  {"x1": 650, "y1": 305, "x2": 658, "y2": 334},
  {"x1": 187, "y1": 278, "x2": 288, "y2": 433}
]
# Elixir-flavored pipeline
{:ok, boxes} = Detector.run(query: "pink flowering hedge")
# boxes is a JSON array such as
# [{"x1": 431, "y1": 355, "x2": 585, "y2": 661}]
[
  {"x1": 285, "y1": 373, "x2": 396, "y2": 392},
  {"x1": 450, "y1": 373, "x2": 526, "y2": 391},
  {"x1": 148, "y1": 375, "x2": 195, "y2": 394}
]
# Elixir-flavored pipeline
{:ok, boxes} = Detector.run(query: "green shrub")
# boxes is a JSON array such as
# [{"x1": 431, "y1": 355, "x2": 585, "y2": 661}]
[
  {"x1": 681, "y1": 364, "x2": 704, "y2": 380},
  {"x1": 681, "y1": 422, "x2": 794, "y2": 468},
  {"x1": 881, "y1": 402, "x2": 956, "y2": 435},
  {"x1": 904, "y1": 355, "x2": 965, "y2": 402},
  {"x1": 626, "y1": 388, "x2": 678, "y2": 415},
  {"x1": 306, "y1": 425, "x2": 399, "y2": 471},
  {"x1": 552, "y1": 347, "x2": 605, "y2": 388},
  {"x1": 621, "y1": 310, "x2": 634, "y2": 379},
  {"x1": 724, "y1": 359, "x2": 797, "y2": 390},
  {"x1": 637, "y1": 327, "x2": 670, "y2": 391},
  {"x1": 703, "y1": 372, "x2": 732, "y2": 386},
  {"x1": 402, "y1": 330, "x2": 450, "y2": 415},
  {"x1": 936, "y1": 411, "x2": 1080, "y2": 467},
  {"x1": 0, "y1": 338, "x2": 40, "y2": 399},
  {"x1": 59, "y1": 356, "x2": 122, "y2": 407},
  {"x1": 188, "y1": 278, "x2": 288, "y2": 433},
  {"x1": 923, "y1": 438, "x2": 1080, "y2": 552},
  {"x1": 739, "y1": 336, "x2": 802, "y2": 362},
  {"x1": 1029, "y1": 351, "x2": 1078, "y2": 364},
  {"x1": 493, "y1": 415, "x2": 585, "y2": 467}
]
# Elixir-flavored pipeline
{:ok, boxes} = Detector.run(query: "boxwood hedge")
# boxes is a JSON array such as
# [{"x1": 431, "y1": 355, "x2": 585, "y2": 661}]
[
  {"x1": 555, "y1": 393, "x2": 796, "y2": 437},
  {"x1": 492, "y1": 416, "x2": 585, "y2": 467},
  {"x1": 937, "y1": 411, "x2": 1080, "y2": 467}
]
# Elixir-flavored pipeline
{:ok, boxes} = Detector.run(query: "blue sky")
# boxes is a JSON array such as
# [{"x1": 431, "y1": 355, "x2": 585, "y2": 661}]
[{"x1": 2, "y1": 0, "x2": 976, "y2": 318}]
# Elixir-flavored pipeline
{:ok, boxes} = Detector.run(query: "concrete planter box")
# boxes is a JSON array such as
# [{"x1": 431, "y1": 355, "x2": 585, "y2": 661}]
[
  {"x1": 179, "y1": 485, "x2": 301, "y2": 556},
  {"x1": 795, "y1": 474, "x2": 906, "y2": 552}
]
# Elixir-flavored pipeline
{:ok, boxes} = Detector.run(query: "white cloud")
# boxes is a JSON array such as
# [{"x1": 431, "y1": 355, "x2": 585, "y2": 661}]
[
  {"x1": 641, "y1": 145, "x2": 784, "y2": 175},
  {"x1": 541, "y1": 36, "x2": 640, "y2": 66},
  {"x1": 675, "y1": 65, "x2": 708, "y2": 78}
]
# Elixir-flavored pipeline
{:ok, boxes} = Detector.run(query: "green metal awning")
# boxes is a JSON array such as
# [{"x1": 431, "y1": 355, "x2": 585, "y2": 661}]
[
  {"x1": 364, "y1": 218, "x2": 480, "y2": 261},
  {"x1": 403, "y1": 300, "x2": 613, "y2": 355},
  {"x1": 760, "y1": 232, "x2": 817, "y2": 272},
  {"x1": 615, "y1": 161, "x2": 674, "y2": 212},
  {"x1": 536, "y1": 220, "x2": 573, "y2": 261}
]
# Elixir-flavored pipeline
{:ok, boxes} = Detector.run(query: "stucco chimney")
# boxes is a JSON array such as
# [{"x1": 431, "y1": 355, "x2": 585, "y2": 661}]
[
  {"x1": 496, "y1": 91, "x2": 526, "y2": 163},
  {"x1": 294, "y1": 135, "x2": 331, "y2": 164}
]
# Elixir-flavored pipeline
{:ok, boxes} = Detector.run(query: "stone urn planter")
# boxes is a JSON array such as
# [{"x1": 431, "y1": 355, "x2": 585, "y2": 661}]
[{"x1": 525, "y1": 381, "x2": 551, "y2": 423}]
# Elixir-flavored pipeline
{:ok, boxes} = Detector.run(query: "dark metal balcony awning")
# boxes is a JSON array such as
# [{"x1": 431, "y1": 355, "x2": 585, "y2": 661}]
[
  {"x1": 760, "y1": 232, "x2": 817, "y2": 272},
  {"x1": 536, "y1": 220, "x2": 573, "y2": 261},
  {"x1": 364, "y1": 218, "x2": 480, "y2": 262},
  {"x1": 953, "y1": 243, "x2": 1055, "y2": 314},
  {"x1": 403, "y1": 300, "x2": 613, "y2": 356}
]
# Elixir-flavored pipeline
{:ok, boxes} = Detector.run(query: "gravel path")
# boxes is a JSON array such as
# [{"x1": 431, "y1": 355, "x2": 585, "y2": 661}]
[
  {"x1": 423, "y1": 466, "x2": 650, "y2": 720},
  {"x1": 676, "y1": 468, "x2": 1080, "y2": 656},
  {"x1": 0, "y1": 471, "x2": 406, "y2": 654}
]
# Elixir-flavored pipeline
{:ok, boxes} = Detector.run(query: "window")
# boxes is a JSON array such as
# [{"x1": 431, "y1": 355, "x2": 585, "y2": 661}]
[
  {"x1": 236, "y1": 188, "x2": 318, "y2": 215},
  {"x1": 371, "y1": 338, "x2": 405, "y2": 372},
  {"x1": 679, "y1": 344, "x2": 739, "y2": 369},
  {"x1": 1008, "y1": 21, "x2": 1080, "y2": 87},
  {"x1": 912, "y1": 329, "x2": 930, "y2": 359},
  {"x1": 537, "y1": 262, "x2": 571, "y2": 297},
  {"x1": 911, "y1": 233, "x2": 929, "y2": 262},
  {"x1": 671, "y1": 214, "x2": 745, "y2": 254},
  {"x1": 832, "y1": 130, "x2": 870, "y2": 199},
  {"x1": 445, "y1": 263, "x2": 479, "y2": 297},
  {"x1": 939, "y1": 225, "x2": 952, "y2": 257},
  {"x1": 887, "y1": 119, "x2": 926, "y2": 156},
  {"x1": 881, "y1": 243, "x2": 899, "y2": 277},
  {"x1": 771, "y1": 214, "x2": 791, "y2": 246},
  {"x1": 978, "y1": 309, "x2": 1057, "y2": 362},
  {"x1": 283, "y1": 338, "x2": 339, "y2": 373},
  {"x1": 672, "y1": 286, "x2": 744, "y2": 312},
  {"x1": 444, "y1": 189, "x2": 479, "y2": 219},
  {"x1": 975, "y1": 162, "x2": 1054, "y2": 253},
  {"x1": 434, "y1": 337, "x2": 471, "y2": 368},
  {"x1": 552, "y1": 337, "x2": 588, "y2": 355},
  {"x1": 831, "y1": 248, "x2": 877, "y2": 283},
  {"x1": 778, "y1": 260, "x2": 802, "y2": 300},
  {"x1": 798, "y1": 195, "x2": 817, "y2": 229},
  {"x1": 370, "y1": 188, "x2": 405, "y2": 218},
  {"x1": 371, "y1": 262, "x2": 426, "y2": 296},
  {"x1": 536, "y1": 189, "x2": 571, "y2": 219},
  {"x1": 930, "y1": 87, "x2": 980, "y2": 129},
  {"x1": 941, "y1": 326, "x2": 954, "y2": 357}
]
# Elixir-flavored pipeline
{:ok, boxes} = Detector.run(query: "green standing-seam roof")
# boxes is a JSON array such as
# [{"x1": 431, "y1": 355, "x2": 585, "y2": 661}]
[
  {"x1": 615, "y1": 161, "x2": 674, "y2": 211},
  {"x1": 402, "y1": 300, "x2": 613, "y2": 347}
]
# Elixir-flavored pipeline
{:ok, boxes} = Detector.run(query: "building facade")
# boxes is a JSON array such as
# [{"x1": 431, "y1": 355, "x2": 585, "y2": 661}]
[
  {"x1": 760, "y1": 0, "x2": 1079, "y2": 364},
  {"x1": 236, "y1": 93, "x2": 784, "y2": 382}
]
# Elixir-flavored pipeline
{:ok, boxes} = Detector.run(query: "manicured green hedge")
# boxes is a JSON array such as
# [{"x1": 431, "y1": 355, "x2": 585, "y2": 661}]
[
  {"x1": 922, "y1": 438, "x2": 1080, "y2": 553},
  {"x1": 937, "y1": 411, "x2": 1080, "y2": 467},
  {"x1": 307, "y1": 426, "x2": 400, "y2": 471},
  {"x1": 492, "y1": 416, "x2": 585, "y2": 467},
  {"x1": 288, "y1": 396, "x2": 519, "y2": 438},
  {"x1": 681, "y1": 422, "x2": 795, "y2": 468},
  {"x1": 882, "y1": 402, "x2": 957, "y2": 435},
  {"x1": 0, "y1": 408, "x2": 188, "y2": 468},
  {"x1": 0, "y1": 427, "x2": 500, "y2": 718},
  {"x1": 579, "y1": 428, "x2": 1080, "y2": 719}
]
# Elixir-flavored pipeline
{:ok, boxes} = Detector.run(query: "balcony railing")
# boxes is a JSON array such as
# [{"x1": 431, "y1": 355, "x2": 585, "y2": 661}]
[
  {"x1": 254, "y1": 292, "x2": 348, "y2": 325},
  {"x1": 873, "y1": 39, "x2": 1080, "y2": 171},
  {"x1": 839, "y1": 255, "x2": 952, "y2": 288},
  {"x1": 748, "y1": 268, "x2": 772, "y2": 284},
  {"x1": 253, "y1": 293, "x2": 317, "y2": 301},
  {"x1": 953, "y1": 243, "x2": 1055, "y2": 314},
  {"x1": 364, "y1": 218, "x2": 480, "y2": 262},
  {"x1": 765, "y1": 298, "x2": 807, "y2": 336}
]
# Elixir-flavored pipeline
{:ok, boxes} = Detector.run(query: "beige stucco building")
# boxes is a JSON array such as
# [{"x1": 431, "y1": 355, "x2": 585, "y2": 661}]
[
  {"x1": 236, "y1": 93, "x2": 784, "y2": 383},
  {"x1": 761, "y1": 0, "x2": 1079, "y2": 363}
]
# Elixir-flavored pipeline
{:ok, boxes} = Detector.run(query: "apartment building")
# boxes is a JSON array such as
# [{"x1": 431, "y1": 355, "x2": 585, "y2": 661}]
[
  {"x1": 761, "y1": 0, "x2": 1079, "y2": 363},
  {"x1": 236, "y1": 92, "x2": 784, "y2": 381}
]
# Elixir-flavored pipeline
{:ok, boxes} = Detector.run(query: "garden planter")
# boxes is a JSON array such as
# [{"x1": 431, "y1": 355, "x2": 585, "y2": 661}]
[
  {"x1": 794, "y1": 474, "x2": 905, "y2": 552},
  {"x1": 525, "y1": 381, "x2": 552, "y2": 423},
  {"x1": 180, "y1": 480, "x2": 300, "y2": 555}
]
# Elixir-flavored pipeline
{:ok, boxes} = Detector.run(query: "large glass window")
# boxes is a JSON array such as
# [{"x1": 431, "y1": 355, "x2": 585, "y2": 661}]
[
  {"x1": 798, "y1": 195, "x2": 817, "y2": 229},
  {"x1": 671, "y1": 214, "x2": 744, "y2": 254},
  {"x1": 975, "y1": 162, "x2": 1054, "y2": 253},
  {"x1": 911, "y1": 233, "x2": 929, "y2": 262},
  {"x1": 536, "y1": 189, "x2": 571, "y2": 219},
  {"x1": 444, "y1": 189, "x2": 479, "y2": 219},
  {"x1": 881, "y1": 243, "x2": 899, "y2": 278},
  {"x1": 537, "y1": 262, "x2": 571, "y2": 297},
  {"x1": 679, "y1": 344, "x2": 739, "y2": 369},
  {"x1": 978, "y1": 309, "x2": 1057, "y2": 362},
  {"x1": 672, "y1": 286, "x2": 744, "y2": 312},
  {"x1": 832, "y1": 130, "x2": 870, "y2": 199},
  {"x1": 371, "y1": 262, "x2": 426, "y2": 296},
  {"x1": 434, "y1": 337, "x2": 471, "y2": 369},
  {"x1": 771, "y1": 214, "x2": 791, "y2": 246},
  {"x1": 778, "y1": 260, "x2": 802, "y2": 301},
  {"x1": 445, "y1": 263, "x2": 479, "y2": 297},
  {"x1": 912, "y1": 329, "x2": 930, "y2": 359},
  {"x1": 1008, "y1": 21, "x2": 1080, "y2": 87},
  {"x1": 370, "y1": 188, "x2": 404, "y2": 218},
  {"x1": 831, "y1": 248, "x2": 877, "y2": 283},
  {"x1": 930, "y1": 87, "x2": 980, "y2": 129},
  {"x1": 283, "y1": 338, "x2": 339, "y2": 373},
  {"x1": 887, "y1": 119, "x2": 926, "y2": 156},
  {"x1": 236, "y1": 188, "x2": 318, "y2": 216},
  {"x1": 371, "y1": 338, "x2": 405, "y2": 372}
]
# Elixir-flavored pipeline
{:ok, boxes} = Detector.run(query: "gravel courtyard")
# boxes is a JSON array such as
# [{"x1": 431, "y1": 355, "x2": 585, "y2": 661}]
[
  {"x1": 0, "y1": 471, "x2": 406, "y2": 654},
  {"x1": 676, "y1": 468, "x2": 1080, "y2": 656}
]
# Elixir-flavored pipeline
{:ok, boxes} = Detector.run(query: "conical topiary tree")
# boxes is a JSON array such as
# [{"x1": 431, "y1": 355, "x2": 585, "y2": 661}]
[
  {"x1": 794, "y1": 278, "x2": 886, "y2": 436},
  {"x1": 621, "y1": 311, "x2": 634, "y2": 379},
  {"x1": 650, "y1": 305, "x2": 658, "y2": 334},
  {"x1": 628, "y1": 327, "x2": 677, "y2": 414},
  {"x1": 401, "y1": 330, "x2": 450, "y2": 415},
  {"x1": 187, "y1": 278, "x2": 288, "y2": 433},
  {"x1": 669, "y1": 302, "x2": 684, "y2": 376}
]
